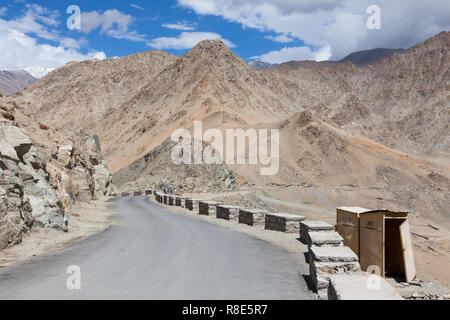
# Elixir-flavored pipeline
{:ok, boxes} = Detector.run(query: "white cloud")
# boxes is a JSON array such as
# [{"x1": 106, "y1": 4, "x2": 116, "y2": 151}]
[
  {"x1": 251, "y1": 45, "x2": 331, "y2": 64},
  {"x1": 130, "y1": 4, "x2": 145, "y2": 11},
  {"x1": 0, "y1": 7, "x2": 7, "y2": 16},
  {"x1": 180, "y1": 0, "x2": 344, "y2": 15},
  {"x1": 26, "y1": 4, "x2": 60, "y2": 27},
  {"x1": 0, "y1": 3, "x2": 89, "y2": 52},
  {"x1": 314, "y1": 46, "x2": 333, "y2": 62},
  {"x1": 0, "y1": 28, "x2": 106, "y2": 70},
  {"x1": 92, "y1": 51, "x2": 107, "y2": 60},
  {"x1": 0, "y1": 4, "x2": 61, "y2": 41},
  {"x1": 60, "y1": 37, "x2": 88, "y2": 49},
  {"x1": 0, "y1": 4, "x2": 106, "y2": 71},
  {"x1": 80, "y1": 9, "x2": 146, "y2": 42},
  {"x1": 162, "y1": 23, "x2": 197, "y2": 31},
  {"x1": 179, "y1": 0, "x2": 450, "y2": 60},
  {"x1": 148, "y1": 32, "x2": 235, "y2": 50},
  {"x1": 265, "y1": 34, "x2": 293, "y2": 43}
]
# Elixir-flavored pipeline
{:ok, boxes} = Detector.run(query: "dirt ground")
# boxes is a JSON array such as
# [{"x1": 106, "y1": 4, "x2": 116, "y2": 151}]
[
  {"x1": 411, "y1": 232, "x2": 450, "y2": 288},
  {"x1": 0, "y1": 199, "x2": 116, "y2": 268}
]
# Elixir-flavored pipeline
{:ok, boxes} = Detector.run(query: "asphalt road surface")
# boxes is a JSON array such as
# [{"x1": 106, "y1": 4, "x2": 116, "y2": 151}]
[{"x1": 0, "y1": 197, "x2": 311, "y2": 300}]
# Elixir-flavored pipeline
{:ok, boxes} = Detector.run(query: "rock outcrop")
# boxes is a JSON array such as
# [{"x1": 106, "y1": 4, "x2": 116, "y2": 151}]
[
  {"x1": 0, "y1": 119, "x2": 65, "y2": 249},
  {"x1": 0, "y1": 96, "x2": 116, "y2": 250},
  {"x1": 113, "y1": 138, "x2": 238, "y2": 194},
  {"x1": 45, "y1": 132, "x2": 116, "y2": 208}
]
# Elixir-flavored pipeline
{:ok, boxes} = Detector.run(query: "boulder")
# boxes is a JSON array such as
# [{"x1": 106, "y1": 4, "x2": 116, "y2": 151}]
[
  {"x1": 25, "y1": 195, "x2": 46, "y2": 226},
  {"x1": 108, "y1": 183, "x2": 118, "y2": 196},
  {"x1": 89, "y1": 154, "x2": 101, "y2": 166},
  {"x1": 20, "y1": 198, "x2": 34, "y2": 227},
  {"x1": 92, "y1": 164, "x2": 113, "y2": 196},
  {"x1": 77, "y1": 189, "x2": 93, "y2": 202},
  {"x1": 57, "y1": 145, "x2": 74, "y2": 166},
  {"x1": 0, "y1": 170, "x2": 25, "y2": 250},
  {"x1": 0, "y1": 125, "x2": 33, "y2": 159},
  {"x1": 17, "y1": 163, "x2": 64, "y2": 230},
  {"x1": 22, "y1": 145, "x2": 45, "y2": 171},
  {"x1": 0, "y1": 140, "x2": 19, "y2": 163},
  {"x1": 68, "y1": 167, "x2": 93, "y2": 200},
  {"x1": 58, "y1": 145, "x2": 74, "y2": 156}
]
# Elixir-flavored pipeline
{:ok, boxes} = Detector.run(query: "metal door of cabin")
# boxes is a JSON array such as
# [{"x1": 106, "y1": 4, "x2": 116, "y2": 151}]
[{"x1": 360, "y1": 212, "x2": 384, "y2": 275}]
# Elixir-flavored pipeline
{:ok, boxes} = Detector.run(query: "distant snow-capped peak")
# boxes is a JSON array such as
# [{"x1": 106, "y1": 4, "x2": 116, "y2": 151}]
[
  {"x1": 24, "y1": 66, "x2": 55, "y2": 79},
  {"x1": 249, "y1": 61, "x2": 274, "y2": 70}
]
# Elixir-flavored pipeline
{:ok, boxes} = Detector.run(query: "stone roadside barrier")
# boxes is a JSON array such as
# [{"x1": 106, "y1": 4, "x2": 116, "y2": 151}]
[
  {"x1": 140, "y1": 191, "x2": 402, "y2": 300},
  {"x1": 309, "y1": 245, "x2": 361, "y2": 298},
  {"x1": 328, "y1": 273, "x2": 403, "y2": 300},
  {"x1": 216, "y1": 205, "x2": 241, "y2": 222},
  {"x1": 199, "y1": 201, "x2": 222, "y2": 216},
  {"x1": 180, "y1": 197, "x2": 191, "y2": 208},
  {"x1": 239, "y1": 209, "x2": 267, "y2": 227},
  {"x1": 307, "y1": 231, "x2": 344, "y2": 248},
  {"x1": 134, "y1": 191, "x2": 142, "y2": 196},
  {"x1": 265, "y1": 213, "x2": 306, "y2": 234},
  {"x1": 302, "y1": 220, "x2": 363, "y2": 299},
  {"x1": 185, "y1": 199, "x2": 201, "y2": 212},
  {"x1": 168, "y1": 195, "x2": 175, "y2": 206},
  {"x1": 300, "y1": 221, "x2": 335, "y2": 244}
]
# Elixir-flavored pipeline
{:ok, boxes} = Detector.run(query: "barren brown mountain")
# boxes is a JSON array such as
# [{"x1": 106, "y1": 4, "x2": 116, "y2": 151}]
[
  {"x1": 0, "y1": 70, "x2": 37, "y2": 96},
  {"x1": 12, "y1": 32, "x2": 450, "y2": 220}
]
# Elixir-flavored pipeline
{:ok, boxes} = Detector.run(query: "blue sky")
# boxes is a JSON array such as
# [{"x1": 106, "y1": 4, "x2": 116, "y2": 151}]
[{"x1": 0, "y1": 0, "x2": 448, "y2": 70}]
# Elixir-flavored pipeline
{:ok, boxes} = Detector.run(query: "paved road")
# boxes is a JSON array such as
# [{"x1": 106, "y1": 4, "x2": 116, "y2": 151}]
[{"x1": 0, "y1": 197, "x2": 311, "y2": 300}]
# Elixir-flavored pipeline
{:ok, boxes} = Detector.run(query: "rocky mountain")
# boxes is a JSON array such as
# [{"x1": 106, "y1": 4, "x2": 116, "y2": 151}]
[
  {"x1": 339, "y1": 48, "x2": 406, "y2": 66},
  {"x1": 0, "y1": 70, "x2": 37, "y2": 97},
  {"x1": 14, "y1": 40, "x2": 298, "y2": 171},
  {"x1": 0, "y1": 95, "x2": 116, "y2": 250},
  {"x1": 113, "y1": 137, "x2": 238, "y2": 194},
  {"x1": 271, "y1": 60, "x2": 338, "y2": 71},
  {"x1": 0, "y1": 67, "x2": 54, "y2": 97},
  {"x1": 15, "y1": 32, "x2": 450, "y2": 159},
  {"x1": 250, "y1": 48, "x2": 405, "y2": 70},
  {"x1": 10, "y1": 31, "x2": 450, "y2": 227},
  {"x1": 269, "y1": 31, "x2": 450, "y2": 157}
]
